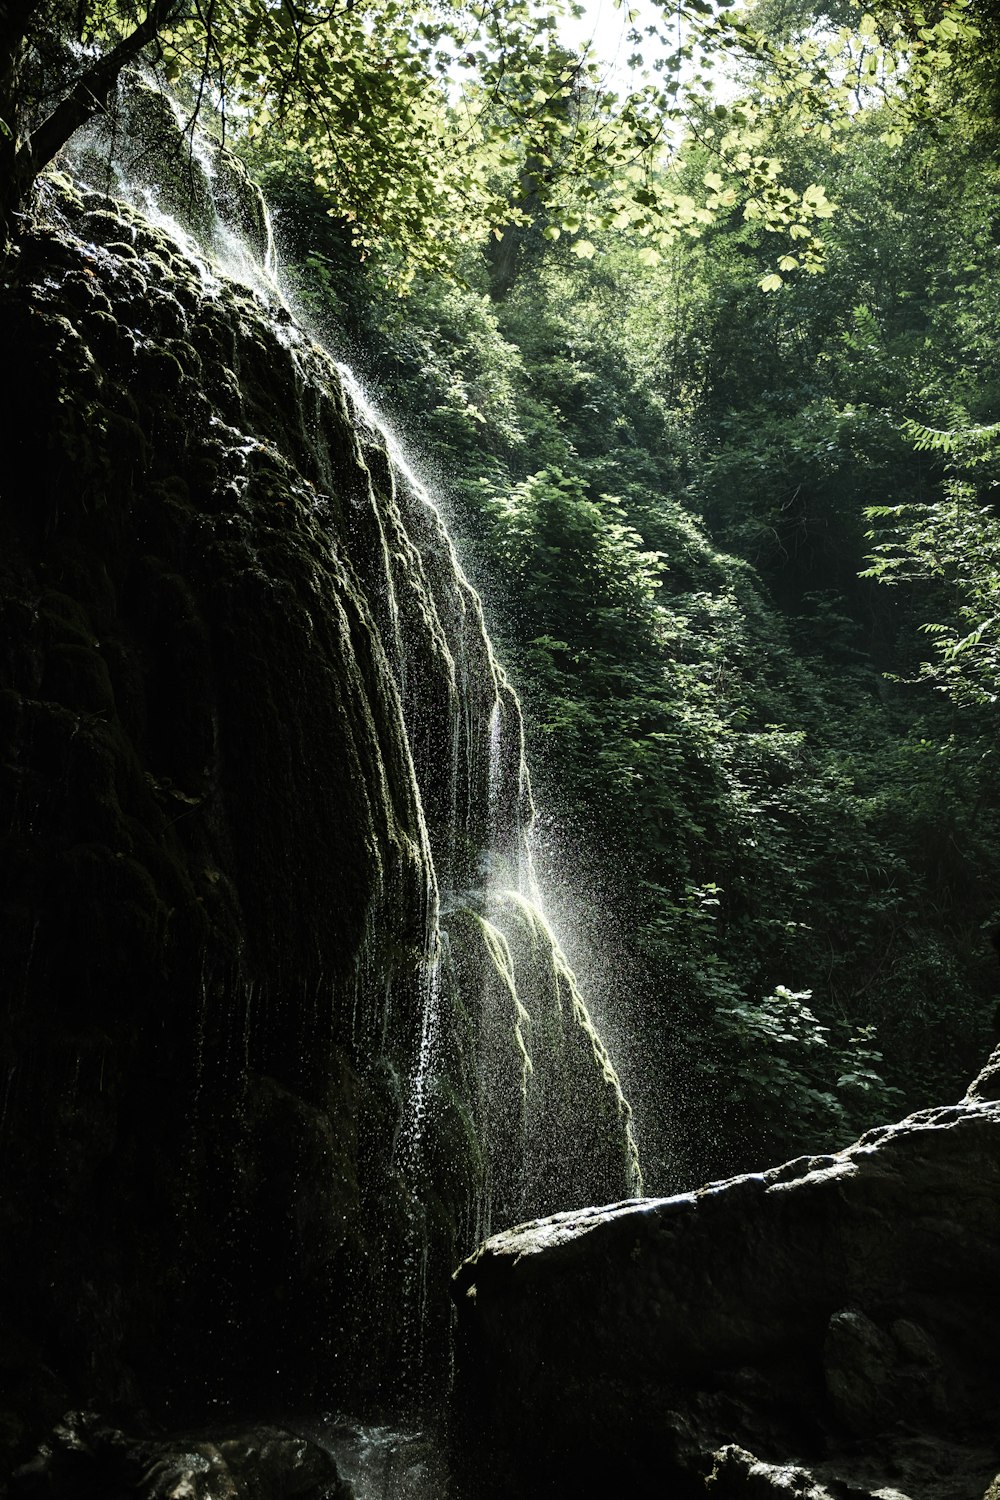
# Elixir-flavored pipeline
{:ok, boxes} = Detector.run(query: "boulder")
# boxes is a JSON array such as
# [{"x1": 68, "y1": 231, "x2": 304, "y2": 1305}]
[
  {"x1": 9, "y1": 1412, "x2": 350, "y2": 1500},
  {"x1": 452, "y1": 1098, "x2": 1000, "y2": 1498}
]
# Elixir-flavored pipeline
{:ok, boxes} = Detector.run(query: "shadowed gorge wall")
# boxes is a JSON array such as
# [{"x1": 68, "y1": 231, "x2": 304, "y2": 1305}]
[{"x1": 0, "y1": 151, "x2": 638, "y2": 1461}]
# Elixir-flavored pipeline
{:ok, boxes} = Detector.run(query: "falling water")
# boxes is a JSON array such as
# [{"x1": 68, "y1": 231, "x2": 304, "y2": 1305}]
[{"x1": 336, "y1": 364, "x2": 432, "y2": 505}]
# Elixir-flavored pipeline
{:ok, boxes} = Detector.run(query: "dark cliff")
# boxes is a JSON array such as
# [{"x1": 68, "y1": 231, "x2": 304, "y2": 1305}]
[{"x1": 0, "y1": 156, "x2": 638, "y2": 1469}]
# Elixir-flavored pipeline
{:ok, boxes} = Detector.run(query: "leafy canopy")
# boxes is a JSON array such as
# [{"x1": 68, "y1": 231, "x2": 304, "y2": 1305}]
[{"x1": 3, "y1": 0, "x2": 983, "y2": 276}]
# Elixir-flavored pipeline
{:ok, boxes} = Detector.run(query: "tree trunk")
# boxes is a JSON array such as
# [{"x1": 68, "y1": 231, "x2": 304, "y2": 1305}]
[
  {"x1": 0, "y1": 0, "x2": 179, "y2": 246},
  {"x1": 484, "y1": 222, "x2": 525, "y2": 302}
]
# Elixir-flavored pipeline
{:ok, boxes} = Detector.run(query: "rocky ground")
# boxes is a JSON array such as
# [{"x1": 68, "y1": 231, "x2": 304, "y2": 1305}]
[{"x1": 7, "y1": 1414, "x2": 355, "y2": 1500}]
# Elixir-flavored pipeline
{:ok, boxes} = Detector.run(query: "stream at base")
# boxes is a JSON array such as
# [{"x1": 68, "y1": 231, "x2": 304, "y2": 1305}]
[{"x1": 302, "y1": 1415, "x2": 450, "y2": 1499}]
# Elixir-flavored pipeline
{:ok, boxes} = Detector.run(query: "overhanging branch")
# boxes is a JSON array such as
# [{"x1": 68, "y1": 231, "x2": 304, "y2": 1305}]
[{"x1": 17, "y1": 0, "x2": 178, "y2": 183}]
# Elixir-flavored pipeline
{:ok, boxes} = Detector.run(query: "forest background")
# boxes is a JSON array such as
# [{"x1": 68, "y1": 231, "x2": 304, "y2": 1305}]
[
  {"x1": 257, "y1": 0, "x2": 1000, "y2": 1188},
  {"x1": 6, "y1": 0, "x2": 1000, "y2": 1189}
]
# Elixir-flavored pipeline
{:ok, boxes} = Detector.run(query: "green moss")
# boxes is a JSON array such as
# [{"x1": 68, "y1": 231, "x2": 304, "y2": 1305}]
[
  {"x1": 469, "y1": 911, "x2": 535, "y2": 1097},
  {"x1": 0, "y1": 169, "x2": 644, "y2": 1438}
]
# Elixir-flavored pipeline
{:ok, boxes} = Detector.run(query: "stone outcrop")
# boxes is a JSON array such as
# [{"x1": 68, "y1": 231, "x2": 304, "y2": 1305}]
[
  {"x1": 0, "y1": 155, "x2": 636, "y2": 1472},
  {"x1": 453, "y1": 1075, "x2": 1000, "y2": 1499}
]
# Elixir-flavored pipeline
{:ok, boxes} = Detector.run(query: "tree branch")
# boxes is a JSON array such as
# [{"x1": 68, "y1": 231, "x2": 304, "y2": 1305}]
[{"x1": 17, "y1": 0, "x2": 178, "y2": 182}]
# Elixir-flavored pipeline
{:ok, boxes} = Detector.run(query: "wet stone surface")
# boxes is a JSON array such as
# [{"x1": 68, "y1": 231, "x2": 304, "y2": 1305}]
[{"x1": 0, "y1": 148, "x2": 639, "y2": 1478}]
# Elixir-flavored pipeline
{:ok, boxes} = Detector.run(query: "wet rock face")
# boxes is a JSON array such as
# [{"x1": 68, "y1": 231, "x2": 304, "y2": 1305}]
[
  {"x1": 74, "y1": 72, "x2": 274, "y2": 267},
  {"x1": 0, "y1": 163, "x2": 638, "y2": 1470},
  {"x1": 452, "y1": 1099, "x2": 1000, "y2": 1500},
  {"x1": 0, "y1": 181, "x2": 431, "y2": 1440}
]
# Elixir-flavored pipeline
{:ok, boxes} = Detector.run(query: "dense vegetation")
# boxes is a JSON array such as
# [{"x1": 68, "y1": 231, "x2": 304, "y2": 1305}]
[
  {"x1": 6, "y1": 0, "x2": 999, "y2": 1185},
  {"x1": 255, "y1": 11, "x2": 1000, "y2": 1186}
]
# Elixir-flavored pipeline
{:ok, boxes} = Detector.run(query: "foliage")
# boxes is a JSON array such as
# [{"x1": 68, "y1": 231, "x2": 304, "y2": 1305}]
[
  {"x1": 271, "y1": 30, "x2": 1000, "y2": 1186},
  {"x1": 705, "y1": 984, "x2": 903, "y2": 1155},
  {"x1": 0, "y1": 0, "x2": 855, "y2": 274},
  {"x1": 5, "y1": 0, "x2": 989, "y2": 281},
  {"x1": 864, "y1": 419, "x2": 1000, "y2": 707},
  {"x1": 14, "y1": 0, "x2": 1000, "y2": 1185}
]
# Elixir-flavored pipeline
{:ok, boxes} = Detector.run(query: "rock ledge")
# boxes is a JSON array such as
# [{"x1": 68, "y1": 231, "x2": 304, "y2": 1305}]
[{"x1": 453, "y1": 1095, "x2": 1000, "y2": 1498}]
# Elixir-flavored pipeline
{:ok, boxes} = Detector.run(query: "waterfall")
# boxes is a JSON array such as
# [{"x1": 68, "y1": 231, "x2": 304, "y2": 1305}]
[
  {"x1": 0, "y1": 69, "x2": 641, "y2": 1449},
  {"x1": 335, "y1": 333, "x2": 642, "y2": 1239},
  {"x1": 332, "y1": 328, "x2": 643, "y2": 1386}
]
